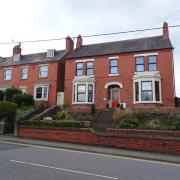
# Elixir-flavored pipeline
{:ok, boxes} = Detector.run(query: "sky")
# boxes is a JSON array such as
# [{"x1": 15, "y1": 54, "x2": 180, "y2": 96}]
[{"x1": 0, "y1": 0, "x2": 179, "y2": 95}]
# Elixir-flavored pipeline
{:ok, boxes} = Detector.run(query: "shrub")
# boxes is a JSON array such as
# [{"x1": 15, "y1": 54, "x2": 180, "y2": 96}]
[
  {"x1": 78, "y1": 114, "x2": 92, "y2": 121},
  {"x1": 54, "y1": 110, "x2": 69, "y2": 120},
  {"x1": 147, "y1": 119, "x2": 161, "y2": 130},
  {"x1": 171, "y1": 115, "x2": 180, "y2": 130},
  {"x1": 0, "y1": 90, "x2": 4, "y2": 101},
  {"x1": 20, "y1": 120, "x2": 84, "y2": 128},
  {"x1": 12, "y1": 93, "x2": 34, "y2": 107},
  {"x1": 112, "y1": 109, "x2": 132, "y2": 122},
  {"x1": 116, "y1": 117, "x2": 139, "y2": 129},
  {"x1": 0, "y1": 101, "x2": 17, "y2": 120},
  {"x1": 5, "y1": 88, "x2": 22, "y2": 102}
]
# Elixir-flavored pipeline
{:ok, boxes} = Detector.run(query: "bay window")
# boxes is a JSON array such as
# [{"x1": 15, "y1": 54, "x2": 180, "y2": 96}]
[
  {"x1": 73, "y1": 83, "x2": 94, "y2": 104},
  {"x1": 133, "y1": 77, "x2": 161, "y2": 103}
]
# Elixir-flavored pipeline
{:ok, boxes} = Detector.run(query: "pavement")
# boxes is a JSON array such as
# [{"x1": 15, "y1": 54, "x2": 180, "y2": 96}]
[{"x1": 0, "y1": 134, "x2": 180, "y2": 164}]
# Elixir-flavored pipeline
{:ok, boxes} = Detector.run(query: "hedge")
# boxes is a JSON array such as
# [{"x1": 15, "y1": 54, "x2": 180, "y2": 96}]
[
  {"x1": 0, "y1": 101, "x2": 17, "y2": 120},
  {"x1": 5, "y1": 88, "x2": 22, "y2": 102},
  {"x1": 0, "y1": 90, "x2": 4, "y2": 101},
  {"x1": 20, "y1": 120, "x2": 85, "y2": 128},
  {"x1": 12, "y1": 93, "x2": 34, "y2": 107}
]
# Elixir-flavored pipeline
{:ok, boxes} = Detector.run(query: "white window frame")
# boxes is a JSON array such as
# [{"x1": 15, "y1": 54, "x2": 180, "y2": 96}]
[
  {"x1": 34, "y1": 85, "x2": 49, "y2": 101},
  {"x1": 39, "y1": 64, "x2": 48, "y2": 78},
  {"x1": 4, "y1": 68, "x2": 12, "y2": 80},
  {"x1": 21, "y1": 67, "x2": 29, "y2": 79},
  {"x1": 133, "y1": 78, "x2": 162, "y2": 104},
  {"x1": 72, "y1": 82, "x2": 95, "y2": 104}
]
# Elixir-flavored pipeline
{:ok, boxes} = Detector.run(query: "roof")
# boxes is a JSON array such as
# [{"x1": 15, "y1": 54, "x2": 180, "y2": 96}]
[
  {"x1": 0, "y1": 50, "x2": 68, "y2": 67},
  {"x1": 66, "y1": 36, "x2": 173, "y2": 59}
]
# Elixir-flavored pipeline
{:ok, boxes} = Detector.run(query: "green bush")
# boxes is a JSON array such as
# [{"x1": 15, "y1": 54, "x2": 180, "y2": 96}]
[
  {"x1": 0, "y1": 90, "x2": 4, "y2": 101},
  {"x1": 116, "y1": 117, "x2": 139, "y2": 129},
  {"x1": 54, "y1": 110, "x2": 69, "y2": 120},
  {"x1": 171, "y1": 115, "x2": 180, "y2": 130},
  {"x1": 78, "y1": 115, "x2": 91, "y2": 121},
  {"x1": 0, "y1": 101, "x2": 17, "y2": 120},
  {"x1": 5, "y1": 88, "x2": 22, "y2": 102},
  {"x1": 12, "y1": 93, "x2": 34, "y2": 107},
  {"x1": 147, "y1": 119, "x2": 161, "y2": 130},
  {"x1": 20, "y1": 120, "x2": 84, "y2": 128}
]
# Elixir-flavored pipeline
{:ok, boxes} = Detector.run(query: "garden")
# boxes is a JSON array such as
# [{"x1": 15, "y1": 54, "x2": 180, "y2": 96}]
[{"x1": 111, "y1": 108, "x2": 180, "y2": 131}]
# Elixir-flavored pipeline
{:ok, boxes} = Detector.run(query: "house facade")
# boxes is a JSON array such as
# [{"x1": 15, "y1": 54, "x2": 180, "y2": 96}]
[
  {"x1": 64, "y1": 22, "x2": 175, "y2": 112},
  {"x1": 0, "y1": 36, "x2": 74, "y2": 106}
]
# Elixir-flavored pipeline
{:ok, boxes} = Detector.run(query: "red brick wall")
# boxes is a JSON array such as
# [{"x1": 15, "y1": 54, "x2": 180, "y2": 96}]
[
  {"x1": 64, "y1": 49, "x2": 175, "y2": 110},
  {"x1": 18, "y1": 127, "x2": 180, "y2": 154},
  {"x1": 0, "y1": 61, "x2": 64, "y2": 106}
]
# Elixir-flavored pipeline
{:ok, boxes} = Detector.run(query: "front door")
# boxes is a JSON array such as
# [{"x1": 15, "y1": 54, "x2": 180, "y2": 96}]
[{"x1": 108, "y1": 86, "x2": 120, "y2": 108}]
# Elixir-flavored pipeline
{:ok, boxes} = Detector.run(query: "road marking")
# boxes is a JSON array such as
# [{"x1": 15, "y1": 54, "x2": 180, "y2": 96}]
[
  {"x1": 2, "y1": 141, "x2": 180, "y2": 167},
  {"x1": 9, "y1": 159, "x2": 119, "y2": 180}
]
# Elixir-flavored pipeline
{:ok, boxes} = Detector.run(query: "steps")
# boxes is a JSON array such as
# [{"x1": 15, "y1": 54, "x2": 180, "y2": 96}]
[{"x1": 92, "y1": 110, "x2": 113, "y2": 133}]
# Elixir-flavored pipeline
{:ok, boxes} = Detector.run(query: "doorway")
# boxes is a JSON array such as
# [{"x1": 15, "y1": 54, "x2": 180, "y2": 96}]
[{"x1": 107, "y1": 85, "x2": 120, "y2": 108}]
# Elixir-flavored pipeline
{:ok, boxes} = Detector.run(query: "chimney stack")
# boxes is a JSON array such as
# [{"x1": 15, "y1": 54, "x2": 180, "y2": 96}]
[
  {"x1": 76, "y1": 35, "x2": 83, "y2": 48},
  {"x1": 13, "y1": 43, "x2": 21, "y2": 61},
  {"x1": 163, "y1": 22, "x2": 169, "y2": 39},
  {"x1": 66, "y1": 36, "x2": 74, "y2": 52}
]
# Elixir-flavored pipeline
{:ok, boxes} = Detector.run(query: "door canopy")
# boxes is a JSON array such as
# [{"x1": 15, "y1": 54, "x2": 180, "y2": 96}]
[{"x1": 104, "y1": 81, "x2": 123, "y2": 89}]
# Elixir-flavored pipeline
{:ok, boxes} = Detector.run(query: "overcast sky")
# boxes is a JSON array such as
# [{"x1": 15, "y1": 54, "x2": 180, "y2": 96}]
[{"x1": 0, "y1": 0, "x2": 179, "y2": 95}]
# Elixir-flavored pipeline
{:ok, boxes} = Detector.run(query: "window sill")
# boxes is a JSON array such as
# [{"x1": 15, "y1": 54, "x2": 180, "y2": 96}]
[
  {"x1": 3, "y1": 79, "x2": 11, "y2": 81},
  {"x1": 75, "y1": 75, "x2": 94, "y2": 78},
  {"x1": 108, "y1": 73, "x2": 119, "y2": 77},
  {"x1": 39, "y1": 76, "x2": 48, "y2": 78},
  {"x1": 35, "y1": 99, "x2": 48, "y2": 101},
  {"x1": 133, "y1": 101, "x2": 162, "y2": 104},
  {"x1": 72, "y1": 102, "x2": 94, "y2": 105}
]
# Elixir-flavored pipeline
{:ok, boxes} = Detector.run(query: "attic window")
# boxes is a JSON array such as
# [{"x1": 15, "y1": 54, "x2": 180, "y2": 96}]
[
  {"x1": 47, "y1": 49, "x2": 55, "y2": 57},
  {"x1": 13, "y1": 54, "x2": 21, "y2": 61}
]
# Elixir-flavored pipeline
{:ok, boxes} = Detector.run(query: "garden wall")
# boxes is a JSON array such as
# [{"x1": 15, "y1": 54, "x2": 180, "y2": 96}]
[{"x1": 18, "y1": 126, "x2": 180, "y2": 155}]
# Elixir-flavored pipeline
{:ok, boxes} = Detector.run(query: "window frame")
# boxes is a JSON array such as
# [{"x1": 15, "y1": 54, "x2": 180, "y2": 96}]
[
  {"x1": 77, "y1": 84, "x2": 86, "y2": 102},
  {"x1": 141, "y1": 81, "x2": 153, "y2": 101},
  {"x1": 39, "y1": 65, "x2": 48, "y2": 78},
  {"x1": 34, "y1": 85, "x2": 49, "y2": 101},
  {"x1": 109, "y1": 59, "x2": 118, "y2": 74},
  {"x1": 4, "y1": 69, "x2": 12, "y2": 80},
  {"x1": 148, "y1": 55, "x2": 157, "y2": 71},
  {"x1": 21, "y1": 67, "x2": 28, "y2": 79},
  {"x1": 76, "y1": 62, "x2": 83, "y2": 76},
  {"x1": 86, "y1": 61, "x2": 94, "y2": 76},
  {"x1": 135, "y1": 56, "x2": 144, "y2": 72}
]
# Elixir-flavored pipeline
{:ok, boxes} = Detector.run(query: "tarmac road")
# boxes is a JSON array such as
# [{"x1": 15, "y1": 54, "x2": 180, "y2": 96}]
[{"x1": 0, "y1": 142, "x2": 179, "y2": 180}]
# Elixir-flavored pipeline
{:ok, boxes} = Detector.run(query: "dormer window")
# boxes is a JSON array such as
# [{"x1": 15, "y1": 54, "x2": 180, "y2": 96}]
[
  {"x1": 47, "y1": 49, "x2": 55, "y2": 57},
  {"x1": 13, "y1": 54, "x2": 21, "y2": 61}
]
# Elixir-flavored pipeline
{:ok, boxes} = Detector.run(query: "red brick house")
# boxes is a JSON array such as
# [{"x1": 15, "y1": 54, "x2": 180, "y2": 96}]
[
  {"x1": 64, "y1": 22, "x2": 175, "y2": 112},
  {"x1": 0, "y1": 36, "x2": 74, "y2": 106}
]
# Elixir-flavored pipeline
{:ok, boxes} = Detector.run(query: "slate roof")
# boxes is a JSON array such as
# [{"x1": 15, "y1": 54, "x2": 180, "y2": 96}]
[
  {"x1": 66, "y1": 36, "x2": 173, "y2": 59},
  {"x1": 0, "y1": 50, "x2": 68, "y2": 67}
]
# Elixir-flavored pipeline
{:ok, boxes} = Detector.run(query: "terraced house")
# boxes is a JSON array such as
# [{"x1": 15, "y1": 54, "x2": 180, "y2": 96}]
[
  {"x1": 64, "y1": 22, "x2": 175, "y2": 112},
  {"x1": 0, "y1": 36, "x2": 74, "y2": 106}
]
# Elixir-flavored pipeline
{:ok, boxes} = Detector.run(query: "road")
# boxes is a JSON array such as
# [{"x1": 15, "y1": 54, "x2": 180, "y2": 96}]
[{"x1": 0, "y1": 142, "x2": 179, "y2": 180}]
